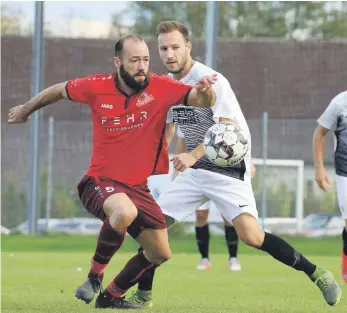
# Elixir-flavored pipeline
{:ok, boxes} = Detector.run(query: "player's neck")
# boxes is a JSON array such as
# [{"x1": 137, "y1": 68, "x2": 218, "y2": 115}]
[
  {"x1": 172, "y1": 58, "x2": 195, "y2": 81},
  {"x1": 116, "y1": 74, "x2": 137, "y2": 96}
]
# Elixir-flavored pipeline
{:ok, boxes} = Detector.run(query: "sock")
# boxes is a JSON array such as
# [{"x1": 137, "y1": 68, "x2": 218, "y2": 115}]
[
  {"x1": 343, "y1": 228, "x2": 347, "y2": 256},
  {"x1": 91, "y1": 218, "x2": 125, "y2": 276},
  {"x1": 138, "y1": 266, "x2": 156, "y2": 292},
  {"x1": 259, "y1": 232, "x2": 316, "y2": 277},
  {"x1": 195, "y1": 224, "x2": 209, "y2": 259},
  {"x1": 136, "y1": 246, "x2": 155, "y2": 293},
  {"x1": 106, "y1": 251, "x2": 157, "y2": 297},
  {"x1": 224, "y1": 225, "x2": 238, "y2": 258},
  {"x1": 136, "y1": 246, "x2": 155, "y2": 292}
]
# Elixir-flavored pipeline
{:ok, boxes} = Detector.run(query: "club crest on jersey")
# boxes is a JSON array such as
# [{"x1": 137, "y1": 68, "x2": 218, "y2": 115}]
[{"x1": 136, "y1": 92, "x2": 154, "y2": 108}]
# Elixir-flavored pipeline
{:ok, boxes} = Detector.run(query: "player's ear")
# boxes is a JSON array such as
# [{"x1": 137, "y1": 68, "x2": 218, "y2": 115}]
[
  {"x1": 114, "y1": 57, "x2": 121, "y2": 70},
  {"x1": 187, "y1": 41, "x2": 192, "y2": 53}
]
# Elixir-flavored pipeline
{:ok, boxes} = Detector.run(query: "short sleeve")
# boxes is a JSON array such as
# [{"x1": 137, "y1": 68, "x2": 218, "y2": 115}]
[
  {"x1": 317, "y1": 98, "x2": 341, "y2": 130},
  {"x1": 212, "y1": 75, "x2": 240, "y2": 122},
  {"x1": 66, "y1": 76, "x2": 96, "y2": 105},
  {"x1": 158, "y1": 75, "x2": 192, "y2": 108}
]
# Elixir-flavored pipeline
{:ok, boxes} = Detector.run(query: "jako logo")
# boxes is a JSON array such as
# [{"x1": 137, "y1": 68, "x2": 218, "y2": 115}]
[
  {"x1": 136, "y1": 92, "x2": 154, "y2": 108},
  {"x1": 101, "y1": 104, "x2": 113, "y2": 109}
]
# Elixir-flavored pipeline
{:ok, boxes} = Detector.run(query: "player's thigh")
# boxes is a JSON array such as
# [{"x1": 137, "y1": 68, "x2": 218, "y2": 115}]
[
  {"x1": 157, "y1": 169, "x2": 204, "y2": 222},
  {"x1": 202, "y1": 171, "x2": 258, "y2": 223},
  {"x1": 103, "y1": 193, "x2": 138, "y2": 227},
  {"x1": 136, "y1": 228, "x2": 170, "y2": 265},
  {"x1": 336, "y1": 174, "x2": 347, "y2": 219},
  {"x1": 126, "y1": 185, "x2": 167, "y2": 240},
  {"x1": 232, "y1": 213, "x2": 264, "y2": 247},
  {"x1": 77, "y1": 176, "x2": 137, "y2": 222}
]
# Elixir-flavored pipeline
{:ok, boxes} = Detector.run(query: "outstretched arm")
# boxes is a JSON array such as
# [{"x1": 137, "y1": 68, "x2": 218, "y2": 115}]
[
  {"x1": 186, "y1": 74, "x2": 217, "y2": 108},
  {"x1": 8, "y1": 82, "x2": 68, "y2": 124}
]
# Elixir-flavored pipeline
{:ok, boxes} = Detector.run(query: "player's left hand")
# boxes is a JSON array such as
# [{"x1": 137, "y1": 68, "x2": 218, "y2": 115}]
[
  {"x1": 8, "y1": 105, "x2": 31, "y2": 124},
  {"x1": 171, "y1": 153, "x2": 198, "y2": 172},
  {"x1": 195, "y1": 73, "x2": 218, "y2": 92}
]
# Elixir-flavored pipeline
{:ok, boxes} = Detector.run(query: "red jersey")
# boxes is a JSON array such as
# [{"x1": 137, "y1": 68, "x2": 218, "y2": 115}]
[{"x1": 66, "y1": 72, "x2": 192, "y2": 185}]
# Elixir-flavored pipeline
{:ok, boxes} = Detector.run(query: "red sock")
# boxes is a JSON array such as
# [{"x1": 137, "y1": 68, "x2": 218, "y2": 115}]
[
  {"x1": 106, "y1": 252, "x2": 157, "y2": 297},
  {"x1": 90, "y1": 259, "x2": 107, "y2": 277}
]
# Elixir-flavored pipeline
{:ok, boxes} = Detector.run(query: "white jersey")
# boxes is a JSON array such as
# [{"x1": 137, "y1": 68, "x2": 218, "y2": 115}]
[
  {"x1": 167, "y1": 61, "x2": 252, "y2": 181},
  {"x1": 317, "y1": 91, "x2": 347, "y2": 177}
]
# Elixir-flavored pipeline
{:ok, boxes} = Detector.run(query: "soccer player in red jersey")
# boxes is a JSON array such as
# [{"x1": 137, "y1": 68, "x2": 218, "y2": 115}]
[{"x1": 8, "y1": 34, "x2": 217, "y2": 309}]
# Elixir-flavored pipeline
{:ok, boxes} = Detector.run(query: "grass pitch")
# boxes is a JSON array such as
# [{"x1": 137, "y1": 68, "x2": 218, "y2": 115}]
[{"x1": 1, "y1": 235, "x2": 346, "y2": 313}]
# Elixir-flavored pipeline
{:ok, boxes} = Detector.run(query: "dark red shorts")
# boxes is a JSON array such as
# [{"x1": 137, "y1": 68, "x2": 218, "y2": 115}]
[{"x1": 77, "y1": 175, "x2": 167, "y2": 239}]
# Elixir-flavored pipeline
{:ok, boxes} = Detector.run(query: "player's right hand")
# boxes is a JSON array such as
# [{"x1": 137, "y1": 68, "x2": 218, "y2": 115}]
[
  {"x1": 315, "y1": 166, "x2": 330, "y2": 192},
  {"x1": 8, "y1": 105, "x2": 30, "y2": 124},
  {"x1": 195, "y1": 73, "x2": 218, "y2": 92}
]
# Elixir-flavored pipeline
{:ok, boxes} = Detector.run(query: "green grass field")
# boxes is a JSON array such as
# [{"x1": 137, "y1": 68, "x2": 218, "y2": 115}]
[{"x1": 2, "y1": 235, "x2": 346, "y2": 312}]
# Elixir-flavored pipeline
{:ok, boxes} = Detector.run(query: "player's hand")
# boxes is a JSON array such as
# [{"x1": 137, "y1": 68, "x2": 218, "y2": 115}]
[
  {"x1": 171, "y1": 153, "x2": 198, "y2": 172},
  {"x1": 315, "y1": 166, "x2": 331, "y2": 192},
  {"x1": 8, "y1": 105, "x2": 30, "y2": 124},
  {"x1": 195, "y1": 73, "x2": 218, "y2": 92}
]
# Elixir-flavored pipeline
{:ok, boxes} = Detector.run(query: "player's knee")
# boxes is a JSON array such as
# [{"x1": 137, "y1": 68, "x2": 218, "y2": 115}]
[
  {"x1": 109, "y1": 206, "x2": 137, "y2": 230},
  {"x1": 239, "y1": 230, "x2": 264, "y2": 248},
  {"x1": 159, "y1": 248, "x2": 172, "y2": 263},
  {"x1": 195, "y1": 210, "x2": 209, "y2": 227},
  {"x1": 149, "y1": 248, "x2": 171, "y2": 265}
]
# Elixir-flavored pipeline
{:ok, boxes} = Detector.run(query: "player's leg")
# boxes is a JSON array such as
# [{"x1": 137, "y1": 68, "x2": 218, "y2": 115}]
[
  {"x1": 95, "y1": 183, "x2": 170, "y2": 309},
  {"x1": 335, "y1": 174, "x2": 347, "y2": 282},
  {"x1": 223, "y1": 218, "x2": 241, "y2": 271},
  {"x1": 96, "y1": 228, "x2": 170, "y2": 309},
  {"x1": 205, "y1": 173, "x2": 342, "y2": 307},
  {"x1": 233, "y1": 213, "x2": 341, "y2": 306},
  {"x1": 128, "y1": 169, "x2": 204, "y2": 307},
  {"x1": 195, "y1": 205, "x2": 211, "y2": 270},
  {"x1": 75, "y1": 176, "x2": 139, "y2": 307}
]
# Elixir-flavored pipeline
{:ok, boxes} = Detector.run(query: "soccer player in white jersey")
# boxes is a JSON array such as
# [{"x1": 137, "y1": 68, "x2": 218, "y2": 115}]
[
  {"x1": 313, "y1": 90, "x2": 347, "y2": 282},
  {"x1": 126, "y1": 21, "x2": 341, "y2": 308},
  {"x1": 174, "y1": 126, "x2": 250, "y2": 271}
]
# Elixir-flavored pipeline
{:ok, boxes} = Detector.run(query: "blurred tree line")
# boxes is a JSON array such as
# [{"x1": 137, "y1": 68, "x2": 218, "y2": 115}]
[
  {"x1": 2, "y1": 2, "x2": 346, "y2": 39},
  {"x1": 114, "y1": 1, "x2": 347, "y2": 40}
]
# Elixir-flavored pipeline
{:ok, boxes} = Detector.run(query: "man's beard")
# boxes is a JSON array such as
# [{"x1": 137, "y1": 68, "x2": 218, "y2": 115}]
[
  {"x1": 119, "y1": 65, "x2": 149, "y2": 92},
  {"x1": 167, "y1": 57, "x2": 187, "y2": 74}
]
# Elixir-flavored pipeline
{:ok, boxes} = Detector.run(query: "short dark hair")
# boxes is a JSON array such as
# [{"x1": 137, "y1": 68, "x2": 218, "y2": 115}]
[
  {"x1": 114, "y1": 34, "x2": 144, "y2": 58},
  {"x1": 156, "y1": 21, "x2": 189, "y2": 42}
]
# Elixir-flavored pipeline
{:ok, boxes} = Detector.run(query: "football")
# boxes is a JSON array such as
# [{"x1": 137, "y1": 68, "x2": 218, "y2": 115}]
[{"x1": 203, "y1": 122, "x2": 249, "y2": 166}]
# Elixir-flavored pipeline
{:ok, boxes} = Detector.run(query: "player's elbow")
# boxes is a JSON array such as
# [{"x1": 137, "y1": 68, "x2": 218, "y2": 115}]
[
  {"x1": 195, "y1": 89, "x2": 216, "y2": 108},
  {"x1": 202, "y1": 89, "x2": 216, "y2": 108}
]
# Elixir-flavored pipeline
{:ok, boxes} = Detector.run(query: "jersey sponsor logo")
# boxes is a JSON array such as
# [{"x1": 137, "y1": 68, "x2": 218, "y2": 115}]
[
  {"x1": 100, "y1": 111, "x2": 148, "y2": 132},
  {"x1": 172, "y1": 107, "x2": 198, "y2": 125},
  {"x1": 136, "y1": 92, "x2": 154, "y2": 108},
  {"x1": 101, "y1": 104, "x2": 113, "y2": 109}
]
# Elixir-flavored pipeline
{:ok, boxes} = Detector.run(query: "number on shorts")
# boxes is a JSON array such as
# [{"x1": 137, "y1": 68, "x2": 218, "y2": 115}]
[{"x1": 105, "y1": 186, "x2": 115, "y2": 193}]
